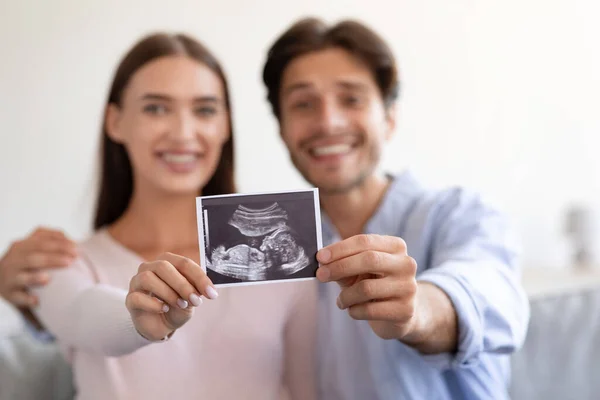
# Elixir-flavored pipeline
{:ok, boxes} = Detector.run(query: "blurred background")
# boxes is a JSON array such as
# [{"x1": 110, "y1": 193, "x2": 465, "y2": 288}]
[
  {"x1": 1, "y1": 0, "x2": 599, "y2": 398},
  {"x1": 1, "y1": 0, "x2": 599, "y2": 269}
]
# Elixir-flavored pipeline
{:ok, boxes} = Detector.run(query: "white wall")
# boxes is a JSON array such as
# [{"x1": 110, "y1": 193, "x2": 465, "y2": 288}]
[{"x1": 1, "y1": 0, "x2": 598, "y2": 268}]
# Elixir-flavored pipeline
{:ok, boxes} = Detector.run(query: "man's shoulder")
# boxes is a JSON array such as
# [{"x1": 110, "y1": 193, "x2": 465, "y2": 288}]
[
  {"x1": 0, "y1": 297, "x2": 23, "y2": 338},
  {"x1": 392, "y1": 170, "x2": 489, "y2": 218}
]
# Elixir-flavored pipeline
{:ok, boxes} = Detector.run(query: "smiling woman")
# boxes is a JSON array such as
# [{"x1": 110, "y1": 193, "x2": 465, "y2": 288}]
[
  {"x1": 96, "y1": 34, "x2": 236, "y2": 228},
  {"x1": 27, "y1": 32, "x2": 317, "y2": 400}
]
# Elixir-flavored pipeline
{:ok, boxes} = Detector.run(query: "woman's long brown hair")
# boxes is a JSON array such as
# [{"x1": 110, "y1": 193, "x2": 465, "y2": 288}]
[{"x1": 94, "y1": 33, "x2": 236, "y2": 230}]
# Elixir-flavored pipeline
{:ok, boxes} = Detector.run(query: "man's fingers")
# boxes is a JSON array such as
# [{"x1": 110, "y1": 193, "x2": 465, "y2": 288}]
[
  {"x1": 159, "y1": 253, "x2": 217, "y2": 300},
  {"x1": 317, "y1": 251, "x2": 401, "y2": 282},
  {"x1": 336, "y1": 277, "x2": 416, "y2": 309},
  {"x1": 9, "y1": 291, "x2": 39, "y2": 308},
  {"x1": 317, "y1": 234, "x2": 407, "y2": 265},
  {"x1": 31, "y1": 228, "x2": 69, "y2": 241},
  {"x1": 126, "y1": 291, "x2": 170, "y2": 314},
  {"x1": 14, "y1": 271, "x2": 51, "y2": 288},
  {"x1": 25, "y1": 252, "x2": 74, "y2": 269},
  {"x1": 32, "y1": 238, "x2": 78, "y2": 258},
  {"x1": 19, "y1": 236, "x2": 78, "y2": 258},
  {"x1": 347, "y1": 300, "x2": 415, "y2": 323}
]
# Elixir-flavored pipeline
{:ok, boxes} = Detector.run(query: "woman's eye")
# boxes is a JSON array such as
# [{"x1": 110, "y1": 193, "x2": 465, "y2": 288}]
[{"x1": 143, "y1": 104, "x2": 168, "y2": 115}]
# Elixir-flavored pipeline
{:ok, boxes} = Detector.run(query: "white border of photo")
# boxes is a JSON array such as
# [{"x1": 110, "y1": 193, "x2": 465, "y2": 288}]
[{"x1": 195, "y1": 188, "x2": 323, "y2": 288}]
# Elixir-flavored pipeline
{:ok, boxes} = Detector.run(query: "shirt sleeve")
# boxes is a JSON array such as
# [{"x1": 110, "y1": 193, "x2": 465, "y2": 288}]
[
  {"x1": 31, "y1": 257, "x2": 152, "y2": 357},
  {"x1": 283, "y1": 280, "x2": 318, "y2": 400},
  {"x1": 22, "y1": 318, "x2": 55, "y2": 343},
  {"x1": 416, "y1": 188, "x2": 530, "y2": 369}
]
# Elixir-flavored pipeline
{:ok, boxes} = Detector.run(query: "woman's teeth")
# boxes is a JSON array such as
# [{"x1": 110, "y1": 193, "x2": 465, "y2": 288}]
[{"x1": 161, "y1": 153, "x2": 197, "y2": 163}]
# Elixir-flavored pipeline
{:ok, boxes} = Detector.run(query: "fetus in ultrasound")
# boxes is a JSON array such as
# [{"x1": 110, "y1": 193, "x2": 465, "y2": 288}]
[{"x1": 207, "y1": 202, "x2": 310, "y2": 280}]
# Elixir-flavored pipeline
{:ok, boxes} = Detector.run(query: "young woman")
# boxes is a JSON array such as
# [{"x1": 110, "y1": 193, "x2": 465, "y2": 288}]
[{"x1": 31, "y1": 32, "x2": 316, "y2": 400}]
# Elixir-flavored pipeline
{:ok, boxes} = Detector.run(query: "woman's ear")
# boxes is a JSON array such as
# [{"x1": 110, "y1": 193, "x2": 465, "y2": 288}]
[
  {"x1": 384, "y1": 105, "x2": 397, "y2": 141},
  {"x1": 220, "y1": 110, "x2": 232, "y2": 143},
  {"x1": 105, "y1": 104, "x2": 124, "y2": 143}
]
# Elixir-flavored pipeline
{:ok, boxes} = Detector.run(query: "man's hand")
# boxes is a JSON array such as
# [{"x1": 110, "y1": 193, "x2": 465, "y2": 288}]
[
  {"x1": 316, "y1": 234, "x2": 458, "y2": 353},
  {"x1": 316, "y1": 234, "x2": 418, "y2": 340},
  {"x1": 0, "y1": 227, "x2": 77, "y2": 308}
]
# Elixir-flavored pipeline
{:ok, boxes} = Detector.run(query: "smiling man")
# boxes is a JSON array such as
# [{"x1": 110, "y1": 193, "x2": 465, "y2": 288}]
[{"x1": 262, "y1": 18, "x2": 530, "y2": 400}]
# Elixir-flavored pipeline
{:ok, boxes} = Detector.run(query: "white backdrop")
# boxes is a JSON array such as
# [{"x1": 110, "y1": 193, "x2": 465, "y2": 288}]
[{"x1": 1, "y1": 0, "x2": 598, "y2": 269}]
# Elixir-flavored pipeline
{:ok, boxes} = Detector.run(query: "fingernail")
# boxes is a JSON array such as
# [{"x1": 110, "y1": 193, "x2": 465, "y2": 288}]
[
  {"x1": 317, "y1": 267, "x2": 330, "y2": 281},
  {"x1": 206, "y1": 286, "x2": 219, "y2": 300},
  {"x1": 162, "y1": 304, "x2": 170, "y2": 313},
  {"x1": 317, "y1": 248, "x2": 331, "y2": 263},
  {"x1": 336, "y1": 296, "x2": 343, "y2": 309},
  {"x1": 189, "y1": 293, "x2": 203, "y2": 307},
  {"x1": 177, "y1": 298, "x2": 188, "y2": 309}
]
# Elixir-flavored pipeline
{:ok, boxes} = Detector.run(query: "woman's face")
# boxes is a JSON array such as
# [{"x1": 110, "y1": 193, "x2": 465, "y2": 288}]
[{"x1": 106, "y1": 55, "x2": 230, "y2": 197}]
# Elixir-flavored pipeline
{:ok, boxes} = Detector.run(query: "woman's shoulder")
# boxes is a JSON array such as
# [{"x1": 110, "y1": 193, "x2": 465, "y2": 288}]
[
  {"x1": 76, "y1": 229, "x2": 114, "y2": 256},
  {"x1": 74, "y1": 228, "x2": 138, "y2": 269},
  {"x1": 73, "y1": 228, "x2": 141, "y2": 285}
]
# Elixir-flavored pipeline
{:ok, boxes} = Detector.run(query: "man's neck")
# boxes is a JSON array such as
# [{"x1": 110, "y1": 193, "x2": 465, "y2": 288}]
[
  {"x1": 108, "y1": 184, "x2": 200, "y2": 259},
  {"x1": 320, "y1": 173, "x2": 391, "y2": 239}
]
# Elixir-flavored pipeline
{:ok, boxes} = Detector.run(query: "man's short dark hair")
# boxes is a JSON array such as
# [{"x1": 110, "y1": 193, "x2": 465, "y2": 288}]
[{"x1": 262, "y1": 17, "x2": 400, "y2": 119}]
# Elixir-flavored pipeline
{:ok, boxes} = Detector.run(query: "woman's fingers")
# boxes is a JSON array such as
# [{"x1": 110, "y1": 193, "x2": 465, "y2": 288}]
[
  {"x1": 158, "y1": 253, "x2": 217, "y2": 300},
  {"x1": 130, "y1": 267, "x2": 191, "y2": 310},
  {"x1": 126, "y1": 291, "x2": 170, "y2": 314}
]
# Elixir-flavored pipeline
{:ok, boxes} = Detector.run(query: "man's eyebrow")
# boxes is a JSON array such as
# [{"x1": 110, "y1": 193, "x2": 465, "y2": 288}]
[{"x1": 282, "y1": 82, "x2": 314, "y2": 98}]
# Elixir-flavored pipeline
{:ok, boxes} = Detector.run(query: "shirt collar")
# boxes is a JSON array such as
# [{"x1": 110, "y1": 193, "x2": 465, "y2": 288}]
[{"x1": 320, "y1": 169, "x2": 424, "y2": 242}]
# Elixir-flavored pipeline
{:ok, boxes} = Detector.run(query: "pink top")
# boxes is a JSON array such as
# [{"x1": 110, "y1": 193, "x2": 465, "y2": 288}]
[{"x1": 33, "y1": 229, "x2": 317, "y2": 400}]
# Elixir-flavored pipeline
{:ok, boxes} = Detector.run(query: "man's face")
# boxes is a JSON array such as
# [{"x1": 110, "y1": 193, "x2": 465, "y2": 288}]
[{"x1": 278, "y1": 47, "x2": 395, "y2": 194}]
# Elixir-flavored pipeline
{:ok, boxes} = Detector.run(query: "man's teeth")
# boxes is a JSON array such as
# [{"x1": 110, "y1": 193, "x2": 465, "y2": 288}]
[
  {"x1": 161, "y1": 153, "x2": 197, "y2": 163},
  {"x1": 312, "y1": 144, "x2": 352, "y2": 157}
]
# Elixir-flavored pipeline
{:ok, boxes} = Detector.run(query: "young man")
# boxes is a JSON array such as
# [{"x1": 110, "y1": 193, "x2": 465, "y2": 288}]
[{"x1": 262, "y1": 17, "x2": 529, "y2": 399}]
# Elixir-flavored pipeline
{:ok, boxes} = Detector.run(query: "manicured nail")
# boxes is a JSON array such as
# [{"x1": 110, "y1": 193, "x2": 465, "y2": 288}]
[
  {"x1": 317, "y1": 248, "x2": 331, "y2": 263},
  {"x1": 317, "y1": 267, "x2": 331, "y2": 281},
  {"x1": 162, "y1": 304, "x2": 170, "y2": 313},
  {"x1": 206, "y1": 286, "x2": 219, "y2": 300},
  {"x1": 177, "y1": 298, "x2": 188, "y2": 309},
  {"x1": 189, "y1": 293, "x2": 203, "y2": 307},
  {"x1": 336, "y1": 296, "x2": 343, "y2": 309}
]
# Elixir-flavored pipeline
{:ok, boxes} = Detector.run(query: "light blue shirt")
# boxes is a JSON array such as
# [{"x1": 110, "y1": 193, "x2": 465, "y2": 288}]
[{"x1": 317, "y1": 171, "x2": 530, "y2": 400}]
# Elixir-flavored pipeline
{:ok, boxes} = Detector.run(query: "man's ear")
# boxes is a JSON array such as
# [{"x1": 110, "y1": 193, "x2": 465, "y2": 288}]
[
  {"x1": 384, "y1": 104, "x2": 397, "y2": 141},
  {"x1": 105, "y1": 104, "x2": 124, "y2": 143}
]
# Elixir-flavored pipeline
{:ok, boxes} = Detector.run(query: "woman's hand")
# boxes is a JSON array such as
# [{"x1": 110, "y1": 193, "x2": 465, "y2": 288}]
[{"x1": 126, "y1": 252, "x2": 218, "y2": 341}]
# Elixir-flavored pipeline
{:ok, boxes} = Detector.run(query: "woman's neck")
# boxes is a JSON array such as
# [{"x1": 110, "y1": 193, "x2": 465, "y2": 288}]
[{"x1": 107, "y1": 187, "x2": 200, "y2": 261}]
